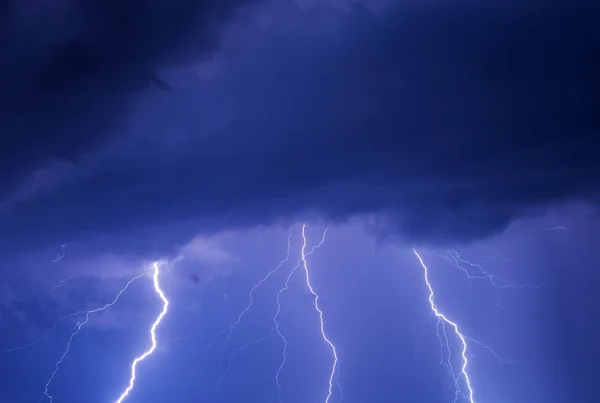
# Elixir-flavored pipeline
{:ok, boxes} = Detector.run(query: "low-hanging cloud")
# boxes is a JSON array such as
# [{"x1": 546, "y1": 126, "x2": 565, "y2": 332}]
[{"x1": 1, "y1": 2, "x2": 598, "y2": 253}]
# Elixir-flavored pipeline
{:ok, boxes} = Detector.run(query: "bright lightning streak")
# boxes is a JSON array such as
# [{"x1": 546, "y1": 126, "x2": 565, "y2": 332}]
[
  {"x1": 40, "y1": 273, "x2": 145, "y2": 402},
  {"x1": 216, "y1": 226, "x2": 328, "y2": 399},
  {"x1": 300, "y1": 223, "x2": 338, "y2": 403},
  {"x1": 114, "y1": 262, "x2": 169, "y2": 403},
  {"x1": 413, "y1": 248, "x2": 475, "y2": 403},
  {"x1": 272, "y1": 226, "x2": 328, "y2": 402}
]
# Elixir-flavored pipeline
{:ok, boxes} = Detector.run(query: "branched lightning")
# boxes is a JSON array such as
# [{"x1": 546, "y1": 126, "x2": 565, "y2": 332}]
[
  {"x1": 216, "y1": 228, "x2": 293, "y2": 352},
  {"x1": 14, "y1": 224, "x2": 537, "y2": 403},
  {"x1": 214, "y1": 225, "x2": 332, "y2": 403},
  {"x1": 39, "y1": 272, "x2": 146, "y2": 402},
  {"x1": 217, "y1": 332, "x2": 276, "y2": 391},
  {"x1": 299, "y1": 223, "x2": 338, "y2": 403},
  {"x1": 273, "y1": 226, "x2": 328, "y2": 401},
  {"x1": 215, "y1": 229, "x2": 292, "y2": 391},
  {"x1": 216, "y1": 293, "x2": 301, "y2": 392},
  {"x1": 114, "y1": 262, "x2": 169, "y2": 403},
  {"x1": 413, "y1": 248, "x2": 475, "y2": 403},
  {"x1": 438, "y1": 249, "x2": 546, "y2": 290}
]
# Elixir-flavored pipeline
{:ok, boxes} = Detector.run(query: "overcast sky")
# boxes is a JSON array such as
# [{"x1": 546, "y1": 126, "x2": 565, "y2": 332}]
[{"x1": 1, "y1": 1, "x2": 599, "y2": 402}]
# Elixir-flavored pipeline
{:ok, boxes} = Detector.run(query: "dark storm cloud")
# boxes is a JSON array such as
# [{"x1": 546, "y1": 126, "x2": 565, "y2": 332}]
[
  {"x1": 1, "y1": 2, "x2": 599, "y2": 251},
  {"x1": 0, "y1": 0, "x2": 252, "y2": 192}
]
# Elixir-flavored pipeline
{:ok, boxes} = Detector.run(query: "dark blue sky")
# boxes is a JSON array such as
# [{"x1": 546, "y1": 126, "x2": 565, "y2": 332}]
[{"x1": 1, "y1": 1, "x2": 599, "y2": 402}]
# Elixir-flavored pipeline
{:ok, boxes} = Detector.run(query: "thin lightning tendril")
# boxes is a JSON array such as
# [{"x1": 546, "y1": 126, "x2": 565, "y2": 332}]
[
  {"x1": 51, "y1": 245, "x2": 69, "y2": 263},
  {"x1": 361, "y1": 243, "x2": 376, "y2": 278},
  {"x1": 413, "y1": 248, "x2": 475, "y2": 403},
  {"x1": 215, "y1": 225, "x2": 331, "y2": 402},
  {"x1": 215, "y1": 229, "x2": 293, "y2": 391},
  {"x1": 438, "y1": 249, "x2": 546, "y2": 290},
  {"x1": 39, "y1": 273, "x2": 146, "y2": 402},
  {"x1": 48, "y1": 276, "x2": 74, "y2": 295},
  {"x1": 300, "y1": 223, "x2": 338, "y2": 403},
  {"x1": 217, "y1": 228, "x2": 293, "y2": 353},
  {"x1": 114, "y1": 262, "x2": 169, "y2": 403},
  {"x1": 216, "y1": 293, "x2": 301, "y2": 392}
]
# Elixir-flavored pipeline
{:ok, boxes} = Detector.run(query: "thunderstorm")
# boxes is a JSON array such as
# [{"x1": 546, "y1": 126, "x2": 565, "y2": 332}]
[
  {"x1": 1, "y1": 223, "x2": 551, "y2": 402},
  {"x1": 1, "y1": 2, "x2": 595, "y2": 402}
]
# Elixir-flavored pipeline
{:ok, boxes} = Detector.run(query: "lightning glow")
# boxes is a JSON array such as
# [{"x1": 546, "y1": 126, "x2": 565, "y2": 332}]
[
  {"x1": 114, "y1": 261, "x2": 169, "y2": 403},
  {"x1": 40, "y1": 272, "x2": 145, "y2": 402},
  {"x1": 300, "y1": 223, "x2": 338, "y2": 403},
  {"x1": 413, "y1": 248, "x2": 475, "y2": 403}
]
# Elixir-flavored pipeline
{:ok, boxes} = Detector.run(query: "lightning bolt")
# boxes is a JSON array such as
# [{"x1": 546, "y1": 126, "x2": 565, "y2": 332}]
[
  {"x1": 413, "y1": 248, "x2": 475, "y2": 403},
  {"x1": 114, "y1": 261, "x2": 169, "y2": 403},
  {"x1": 40, "y1": 272, "x2": 146, "y2": 402},
  {"x1": 272, "y1": 226, "x2": 328, "y2": 401},
  {"x1": 299, "y1": 223, "x2": 338, "y2": 403},
  {"x1": 215, "y1": 225, "x2": 332, "y2": 403}
]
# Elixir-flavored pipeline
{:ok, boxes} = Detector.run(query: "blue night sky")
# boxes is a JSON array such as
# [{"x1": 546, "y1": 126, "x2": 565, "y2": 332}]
[{"x1": 1, "y1": 1, "x2": 599, "y2": 403}]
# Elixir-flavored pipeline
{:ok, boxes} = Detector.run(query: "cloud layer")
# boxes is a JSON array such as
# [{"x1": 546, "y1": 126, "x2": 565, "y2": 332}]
[
  {"x1": 0, "y1": 0, "x2": 252, "y2": 191},
  {"x1": 1, "y1": 2, "x2": 598, "y2": 252}
]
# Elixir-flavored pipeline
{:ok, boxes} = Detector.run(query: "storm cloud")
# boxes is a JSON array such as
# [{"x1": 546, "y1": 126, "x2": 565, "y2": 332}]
[
  {"x1": 1, "y1": 1, "x2": 599, "y2": 252},
  {"x1": 0, "y1": 0, "x2": 252, "y2": 189}
]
